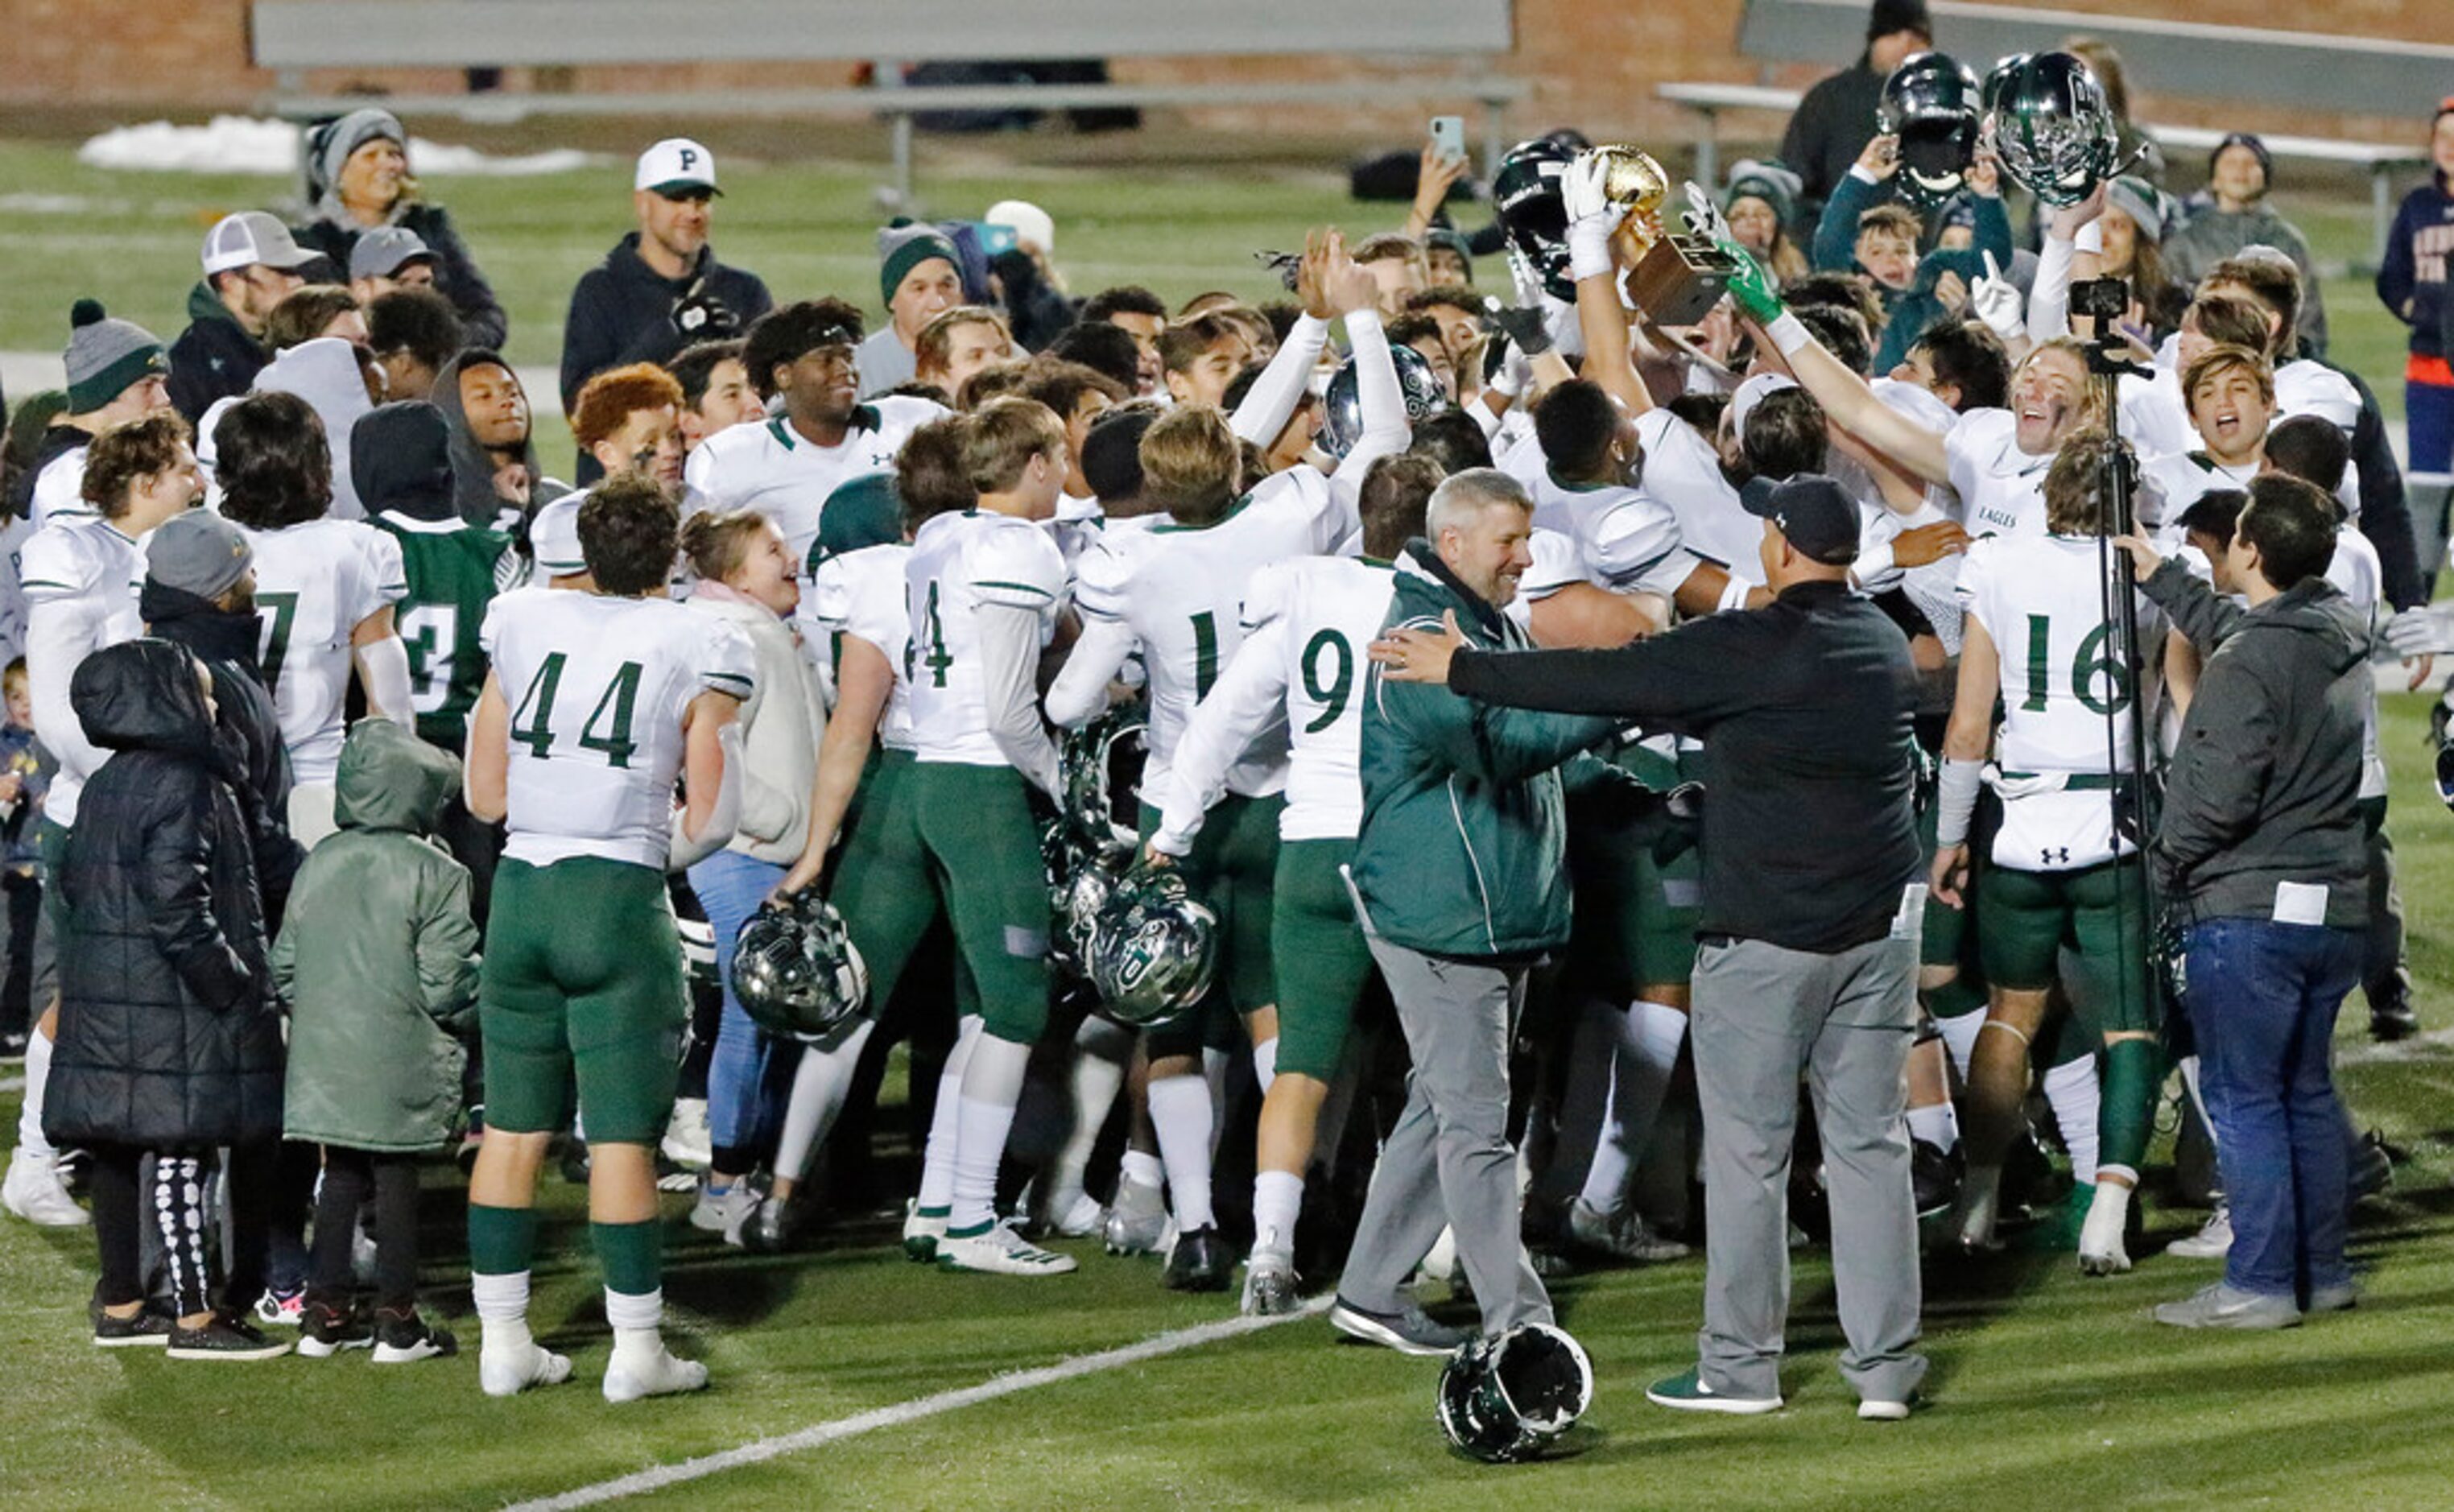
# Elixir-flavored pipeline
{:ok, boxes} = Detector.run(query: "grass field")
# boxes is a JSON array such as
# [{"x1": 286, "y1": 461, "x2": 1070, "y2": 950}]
[
  {"x1": 4, "y1": 689, "x2": 2452, "y2": 1511},
  {"x1": 3, "y1": 123, "x2": 2452, "y2": 1509}
]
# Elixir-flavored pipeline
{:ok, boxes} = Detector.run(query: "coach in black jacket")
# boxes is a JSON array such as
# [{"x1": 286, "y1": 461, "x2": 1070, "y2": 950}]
[{"x1": 1376, "y1": 474, "x2": 1928, "y2": 1419}]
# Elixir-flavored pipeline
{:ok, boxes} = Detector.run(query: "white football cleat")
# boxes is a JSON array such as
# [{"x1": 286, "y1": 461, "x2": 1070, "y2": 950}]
[
  {"x1": 480, "y1": 1340, "x2": 573, "y2": 1398},
  {"x1": 2167, "y1": 1204, "x2": 2233, "y2": 1260},
  {"x1": 2, "y1": 1146, "x2": 88, "y2": 1227},
  {"x1": 2077, "y1": 1182, "x2": 2133, "y2": 1275},
  {"x1": 660, "y1": 1098, "x2": 713, "y2": 1170},
  {"x1": 1051, "y1": 1190, "x2": 1106, "y2": 1238},
  {"x1": 603, "y1": 1342, "x2": 709, "y2": 1403},
  {"x1": 938, "y1": 1221, "x2": 1079, "y2": 1277}
]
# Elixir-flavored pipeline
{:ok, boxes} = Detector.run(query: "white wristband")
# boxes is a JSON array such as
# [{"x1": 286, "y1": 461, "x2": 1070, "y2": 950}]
[
  {"x1": 1852, "y1": 539, "x2": 1895, "y2": 583},
  {"x1": 1934, "y1": 757, "x2": 1985, "y2": 849},
  {"x1": 1715, "y1": 574, "x2": 1757, "y2": 613},
  {"x1": 1766, "y1": 312, "x2": 1812, "y2": 357},
  {"x1": 2075, "y1": 221, "x2": 2105, "y2": 255},
  {"x1": 1567, "y1": 217, "x2": 1616, "y2": 284}
]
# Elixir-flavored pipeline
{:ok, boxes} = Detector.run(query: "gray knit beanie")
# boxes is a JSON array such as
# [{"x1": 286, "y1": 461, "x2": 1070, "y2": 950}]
[
  {"x1": 146, "y1": 510, "x2": 254, "y2": 603},
  {"x1": 318, "y1": 107, "x2": 407, "y2": 204},
  {"x1": 64, "y1": 300, "x2": 168, "y2": 414}
]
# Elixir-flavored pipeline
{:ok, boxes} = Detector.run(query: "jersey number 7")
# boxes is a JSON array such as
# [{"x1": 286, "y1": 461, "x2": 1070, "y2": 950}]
[{"x1": 510, "y1": 652, "x2": 645, "y2": 767}]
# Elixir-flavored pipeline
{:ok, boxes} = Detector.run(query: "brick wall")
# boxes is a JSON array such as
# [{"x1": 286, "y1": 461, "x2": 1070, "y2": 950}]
[{"x1": 1, "y1": 0, "x2": 2440, "y2": 151}]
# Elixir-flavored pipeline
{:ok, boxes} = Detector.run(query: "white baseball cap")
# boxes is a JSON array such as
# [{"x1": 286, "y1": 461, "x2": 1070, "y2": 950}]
[
  {"x1": 985, "y1": 199, "x2": 1054, "y2": 255},
  {"x1": 202, "y1": 211, "x2": 316, "y2": 277},
  {"x1": 635, "y1": 138, "x2": 721, "y2": 197}
]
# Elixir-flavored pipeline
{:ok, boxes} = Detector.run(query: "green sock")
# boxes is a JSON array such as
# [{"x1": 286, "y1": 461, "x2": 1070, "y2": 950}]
[
  {"x1": 469, "y1": 1203, "x2": 539, "y2": 1276},
  {"x1": 590, "y1": 1219, "x2": 662, "y2": 1297},
  {"x1": 2099, "y1": 1038, "x2": 2164, "y2": 1175},
  {"x1": 1923, "y1": 975, "x2": 1986, "y2": 1022}
]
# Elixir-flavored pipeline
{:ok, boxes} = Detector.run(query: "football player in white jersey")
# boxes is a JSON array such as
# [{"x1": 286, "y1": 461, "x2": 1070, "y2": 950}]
[
  {"x1": 24, "y1": 304, "x2": 175, "y2": 531},
  {"x1": 3, "y1": 415, "x2": 200, "y2": 1229},
  {"x1": 898, "y1": 398, "x2": 1080, "y2": 1276},
  {"x1": 1931, "y1": 428, "x2": 2163, "y2": 1269},
  {"x1": 212, "y1": 392, "x2": 414, "y2": 848},
  {"x1": 1044, "y1": 243, "x2": 1400, "y2": 1290},
  {"x1": 2141, "y1": 345, "x2": 2276, "y2": 535},
  {"x1": 462, "y1": 475, "x2": 753, "y2": 1402},
  {"x1": 754, "y1": 418, "x2": 969, "y2": 1251},
  {"x1": 570, "y1": 363, "x2": 686, "y2": 500},
  {"x1": 685, "y1": 299, "x2": 948, "y2": 571}
]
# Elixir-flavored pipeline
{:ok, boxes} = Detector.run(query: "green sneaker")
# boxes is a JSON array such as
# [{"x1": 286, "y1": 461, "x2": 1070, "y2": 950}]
[{"x1": 1645, "y1": 1365, "x2": 1782, "y2": 1415}]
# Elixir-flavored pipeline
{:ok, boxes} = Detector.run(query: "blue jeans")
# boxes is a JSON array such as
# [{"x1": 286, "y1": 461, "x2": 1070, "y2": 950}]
[
  {"x1": 2183, "y1": 917, "x2": 2364, "y2": 1300},
  {"x1": 2408, "y1": 376, "x2": 2454, "y2": 478},
  {"x1": 688, "y1": 849, "x2": 788, "y2": 1159}
]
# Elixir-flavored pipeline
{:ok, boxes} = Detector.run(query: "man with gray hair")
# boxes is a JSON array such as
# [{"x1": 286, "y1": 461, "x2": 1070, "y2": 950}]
[{"x1": 1328, "y1": 468, "x2": 1619, "y2": 1353}]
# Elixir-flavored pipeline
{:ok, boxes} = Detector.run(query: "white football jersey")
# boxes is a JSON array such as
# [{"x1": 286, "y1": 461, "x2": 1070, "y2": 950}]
[
  {"x1": 1943, "y1": 408, "x2": 2053, "y2": 539},
  {"x1": 683, "y1": 398, "x2": 945, "y2": 570},
  {"x1": 1636, "y1": 409, "x2": 1761, "y2": 572},
  {"x1": 1522, "y1": 467, "x2": 1701, "y2": 601},
  {"x1": 1503, "y1": 527, "x2": 1592, "y2": 632},
  {"x1": 1155, "y1": 555, "x2": 1395, "y2": 850},
  {"x1": 1074, "y1": 469, "x2": 1353, "y2": 797},
  {"x1": 2141, "y1": 451, "x2": 2257, "y2": 547},
  {"x1": 238, "y1": 517, "x2": 407, "y2": 787},
  {"x1": 481, "y1": 588, "x2": 756, "y2": 869},
  {"x1": 17, "y1": 513, "x2": 146, "y2": 827},
  {"x1": 27, "y1": 447, "x2": 92, "y2": 530},
  {"x1": 2325, "y1": 527, "x2": 2387, "y2": 802},
  {"x1": 807, "y1": 541, "x2": 915, "y2": 752},
  {"x1": 1957, "y1": 534, "x2": 2155, "y2": 871},
  {"x1": 904, "y1": 510, "x2": 1067, "y2": 770}
]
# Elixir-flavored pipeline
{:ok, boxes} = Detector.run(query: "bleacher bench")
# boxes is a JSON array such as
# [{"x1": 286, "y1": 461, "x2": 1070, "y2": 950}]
[{"x1": 249, "y1": 0, "x2": 1527, "y2": 204}]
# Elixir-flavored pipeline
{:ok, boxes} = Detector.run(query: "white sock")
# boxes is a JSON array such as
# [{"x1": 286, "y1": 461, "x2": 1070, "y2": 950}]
[
  {"x1": 915, "y1": 1017, "x2": 984, "y2": 1213},
  {"x1": 1936, "y1": 1010, "x2": 1985, "y2": 1083},
  {"x1": 16, "y1": 1025, "x2": 55, "y2": 1160},
  {"x1": 1148, "y1": 1073, "x2": 1216, "y2": 1231},
  {"x1": 949, "y1": 1034, "x2": 1031, "y2": 1233},
  {"x1": 1251, "y1": 1036, "x2": 1278, "y2": 1097},
  {"x1": 1906, "y1": 1101, "x2": 1960, "y2": 1151},
  {"x1": 1049, "y1": 1021, "x2": 1132, "y2": 1200},
  {"x1": 1579, "y1": 1000, "x2": 1687, "y2": 1214},
  {"x1": 1252, "y1": 1168, "x2": 1304, "y2": 1262},
  {"x1": 605, "y1": 1286, "x2": 663, "y2": 1357},
  {"x1": 770, "y1": 1019, "x2": 876, "y2": 1187},
  {"x1": 473, "y1": 1270, "x2": 532, "y2": 1353},
  {"x1": 1121, "y1": 1148, "x2": 1164, "y2": 1192},
  {"x1": 2043, "y1": 1056, "x2": 2101, "y2": 1186}
]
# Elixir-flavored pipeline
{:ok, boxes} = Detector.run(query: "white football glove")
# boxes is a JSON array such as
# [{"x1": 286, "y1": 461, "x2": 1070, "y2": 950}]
[
  {"x1": 2386, "y1": 606, "x2": 2454, "y2": 658},
  {"x1": 1969, "y1": 250, "x2": 2026, "y2": 345},
  {"x1": 1563, "y1": 151, "x2": 1620, "y2": 283}
]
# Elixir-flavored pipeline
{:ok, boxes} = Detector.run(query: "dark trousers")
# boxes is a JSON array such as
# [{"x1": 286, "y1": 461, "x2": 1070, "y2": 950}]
[
  {"x1": 89, "y1": 1141, "x2": 275, "y2": 1317},
  {"x1": 2183, "y1": 918, "x2": 2365, "y2": 1301},
  {"x1": 308, "y1": 1146, "x2": 420, "y2": 1312},
  {"x1": 0, "y1": 870, "x2": 38, "y2": 1039}
]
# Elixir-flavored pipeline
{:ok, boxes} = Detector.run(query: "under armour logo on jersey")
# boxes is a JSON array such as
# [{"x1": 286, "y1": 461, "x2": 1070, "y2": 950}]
[{"x1": 2042, "y1": 846, "x2": 2069, "y2": 865}]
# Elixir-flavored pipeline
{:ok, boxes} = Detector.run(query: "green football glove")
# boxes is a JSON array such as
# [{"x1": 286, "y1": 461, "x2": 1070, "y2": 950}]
[{"x1": 1717, "y1": 237, "x2": 1784, "y2": 324}]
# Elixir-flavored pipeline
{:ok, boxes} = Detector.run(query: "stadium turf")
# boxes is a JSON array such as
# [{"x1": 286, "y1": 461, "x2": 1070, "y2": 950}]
[{"x1": 2, "y1": 130, "x2": 2449, "y2": 1509}]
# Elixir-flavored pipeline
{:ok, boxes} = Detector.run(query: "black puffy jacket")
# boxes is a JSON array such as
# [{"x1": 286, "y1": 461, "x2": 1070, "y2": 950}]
[{"x1": 44, "y1": 638, "x2": 282, "y2": 1151}]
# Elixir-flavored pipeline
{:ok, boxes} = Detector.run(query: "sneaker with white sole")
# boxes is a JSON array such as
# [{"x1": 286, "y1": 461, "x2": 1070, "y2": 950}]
[
  {"x1": 372, "y1": 1309, "x2": 458, "y2": 1364},
  {"x1": 1646, "y1": 1366, "x2": 1783, "y2": 1415},
  {"x1": 603, "y1": 1341, "x2": 709, "y2": 1403},
  {"x1": 937, "y1": 1221, "x2": 1078, "y2": 1276},
  {"x1": 1566, "y1": 1198, "x2": 1691, "y2": 1264},
  {"x1": 295, "y1": 1299, "x2": 374, "y2": 1357},
  {"x1": 2076, "y1": 1181, "x2": 2133, "y2": 1276},
  {"x1": 1241, "y1": 1254, "x2": 1303, "y2": 1317},
  {"x1": 480, "y1": 1339, "x2": 574, "y2": 1397},
  {"x1": 903, "y1": 1200, "x2": 948, "y2": 1262},
  {"x1": 254, "y1": 1287, "x2": 305, "y2": 1329},
  {"x1": 689, "y1": 1179, "x2": 759, "y2": 1237},
  {"x1": 90, "y1": 1299, "x2": 172, "y2": 1348},
  {"x1": 2167, "y1": 1204, "x2": 2233, "y2": 1260},
  {"x1": 1858, "y1": 1394, "x2": 1919, "y2": 1421},
  {"x1": 661, "y1": 1097, "x2": 713, "y2": 1170},
  {"x1": 2152, "y1": 1282, "x2": 2300, "y2": 1330},
  {"x1": 1328, "y1": 1297, "x2": 1471, "y2": 1356},
  {"x1": 2, "y1": 1146, "x2": 88, "y2": 1227},
  {"x1": 167, "y1": 1311, "x2": 291, "y2": 1361}
]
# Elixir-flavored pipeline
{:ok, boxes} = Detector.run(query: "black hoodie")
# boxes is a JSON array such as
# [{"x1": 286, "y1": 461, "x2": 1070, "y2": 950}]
[
  {"x1": 559, "y1": 232, "x2": 773, "y2": 419},
  {"x1": 430, "y1": 350, "x2": 568, "y2": 531}
]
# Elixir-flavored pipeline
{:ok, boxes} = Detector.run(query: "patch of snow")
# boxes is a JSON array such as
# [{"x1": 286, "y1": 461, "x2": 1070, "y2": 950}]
[{"x1": 78, "y1": 115, "x2": 595, "y2": 177}]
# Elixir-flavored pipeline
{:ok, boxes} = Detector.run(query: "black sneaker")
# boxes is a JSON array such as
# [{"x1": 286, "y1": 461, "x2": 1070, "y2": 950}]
[
  {"x1": 296, "y1": 1299, "x2": 374, "y2": 1358},
  {"x1": 2369, "y1": 992, "x2": 2421, "y2": 1043},
  {"x1": 1162, "y1": 1225, "x2": 1233, "y2": 1292},
  {"x1": 167, "y1": 1310, "x2": 291, "y2": 1361},
  {"x1": 372, "y1": 1308, "x2": 458, "y2": 1364},
  {"x1": 1328, "y1": 1297, "x2": 1473, "y2": 1356},
  {"x1": 739, "y1": 1195, "x2": 801, "y2": 1254},
  {"x1": 90, "y1": 1300, "x2": 171, "y2": 1349}
]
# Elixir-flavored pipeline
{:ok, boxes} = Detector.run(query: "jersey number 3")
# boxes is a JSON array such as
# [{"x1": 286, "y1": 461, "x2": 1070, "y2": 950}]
[{"x1": 511, "y1": 652, "x2": 644, "y2": 767}]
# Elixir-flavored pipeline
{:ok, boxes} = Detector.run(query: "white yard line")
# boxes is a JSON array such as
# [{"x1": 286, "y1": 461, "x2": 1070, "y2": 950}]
[
  {"x1": 0, "y1": 1076, "x2": 23, "y2": 1096},
  {"x1": 501, "y1": 1295, "x2": 1333, "y2": 1510}
]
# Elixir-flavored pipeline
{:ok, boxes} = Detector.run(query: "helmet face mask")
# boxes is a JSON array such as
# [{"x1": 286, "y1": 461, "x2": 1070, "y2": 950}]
[
  {"x1": 1436, "y1": 1323, "x2": 1595, "y2": 1463},
  {"x1": 1493, "y1": 138, "x2": 1576, "y2": 302},
  {"x1": 1087, "y1": 868, "x2": 1218, "y2": 1028},
  {"x1": 731, "y1": 895, "x2": 869, "y2": 1043},
  {"x1": 1879, "y1": 52, "x2": 1983, "y2": 209},
  {"x1": 1319, "y1": 343, "x2": 1449, "y2": 459},
  {"x1": 1984, "y1": 51, "x2": 2117, "y2": 209}
]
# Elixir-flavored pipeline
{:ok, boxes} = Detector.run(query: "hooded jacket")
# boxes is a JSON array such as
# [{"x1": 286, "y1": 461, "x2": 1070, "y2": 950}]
[
  {"x1": 252, "y1": 337, "x2": 374, "y2": 520},
  {"x1": 559, "y1": 232, "x2": 773, "y2": 418},
  {"x1": 1350, "y1": 541, "x2": 1617, "y2": 959},
  {"x1": 356, "y1": 401, "x2": 516, "y2": 746},
  {"x1": 2164, "y1": 201, "x2": 2328, "y2": 358},
  {"x1": 141, "y1": 576, "x2": 304, "y2": 930},
  {"x1": 166, "y1": 281, "x2": 268, "y2": 424},
  {"x1": 294, "y1": 202, "x2": 508, "y2": 351},
  {"x1": 432, "y1": 349, "x2": 568, "y2": 531},
  {"x1": 275, "y1": 718, "x2": 478, "y2": 1151},
  {"x1": 2377, "y1": 167, "x2": 2454, "y2": 366},
  {"x1": 45, "y1": 638, "x2": 281, "y2": 1151},
  {"x1": 2142, "y1": 559, "x2": 2369, "y2": 928}
]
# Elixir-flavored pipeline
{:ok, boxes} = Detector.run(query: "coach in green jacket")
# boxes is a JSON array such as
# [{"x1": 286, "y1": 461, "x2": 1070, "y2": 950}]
[{"x1": 1329, "y1": 468, "x2": 1615, "y2": 1355}]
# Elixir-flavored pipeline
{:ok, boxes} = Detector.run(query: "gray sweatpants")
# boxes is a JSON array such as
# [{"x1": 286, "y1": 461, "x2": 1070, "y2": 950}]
[
  {"x1": 1690, "y1": 932, "x2": 1926, "y2": 1404},
  {"x1": 1339, "y1": 939, "x2": 1551, "y2": 1336}
]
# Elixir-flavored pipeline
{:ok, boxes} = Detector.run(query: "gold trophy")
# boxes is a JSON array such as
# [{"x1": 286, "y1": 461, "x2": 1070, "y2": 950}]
[{"x1": 1580, "y1": 146, "x2": 1739, "y2": 328}]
